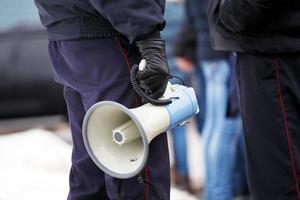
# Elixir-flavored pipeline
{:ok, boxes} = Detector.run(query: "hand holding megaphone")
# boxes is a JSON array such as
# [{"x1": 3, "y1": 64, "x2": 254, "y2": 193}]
[
  {"x1": 82, "y1": 42, "x2": 199, "y2": 178},
  {"x1": 130, "y1": 60, "x2": 174, "y2": 106},
  {"x1": 136, "y1": 38, "x2": 170, "y2": 100}
]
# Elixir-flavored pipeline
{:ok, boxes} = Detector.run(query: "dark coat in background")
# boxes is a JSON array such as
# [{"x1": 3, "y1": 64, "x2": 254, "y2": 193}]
[
  {"x1": 208, "y1": 1, "x2": 300, "y2": 199},
  {"x1": 186, "y1": 0, "x2": 228, "y2": 60},
  {"x1": 208, "y1": 0, "x2": 300, "y2": 53}
]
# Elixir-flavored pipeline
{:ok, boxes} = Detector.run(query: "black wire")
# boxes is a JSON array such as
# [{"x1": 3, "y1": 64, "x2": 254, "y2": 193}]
[
  {"x1": 130, "y1": 65, "x2": 172, "y2": 106},
  {"x1": 170, "y1": 75, "x2": 186, "y2": 86}
]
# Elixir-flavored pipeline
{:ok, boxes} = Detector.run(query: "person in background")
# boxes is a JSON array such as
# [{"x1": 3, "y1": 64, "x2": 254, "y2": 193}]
[
  {"x1": 208, "y1": 0, "x2": 300, "y2": 199},
  {"x1": 34, "y1": 0, "x2": 171, "y2": 199},
  {"x1": 174, "y1": 0, "x2": 248, "y2": 199},
  {"x1": 166, "y1": 6, "x2": 199, "y2": 193}
]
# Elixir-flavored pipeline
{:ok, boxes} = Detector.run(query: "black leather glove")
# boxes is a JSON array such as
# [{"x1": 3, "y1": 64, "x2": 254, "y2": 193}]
[{"x1": 136, "y1": 38, "x2": 170, "y2": 99}]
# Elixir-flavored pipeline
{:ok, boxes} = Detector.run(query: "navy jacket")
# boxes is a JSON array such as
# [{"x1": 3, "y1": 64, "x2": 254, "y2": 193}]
[
  {"x1": 208, "y1": 0, "x2": 300, "y2": 53},
  {"x1": 34, "y1": 0, "x2": 166, "y2": 43}
]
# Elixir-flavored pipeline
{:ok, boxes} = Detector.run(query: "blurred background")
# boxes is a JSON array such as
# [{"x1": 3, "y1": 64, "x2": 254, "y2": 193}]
[
  {"x1": 0, "y1": 1, "x2": 66, "y2": 122},
  {"x1": 0, "y1": 0, "x2": 250, "y2": 200}
]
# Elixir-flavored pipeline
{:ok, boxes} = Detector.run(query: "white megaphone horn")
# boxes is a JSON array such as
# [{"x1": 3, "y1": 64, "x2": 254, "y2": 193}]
[{"x1": 82, "y1": 60, "x2": 199, "y2": 179}]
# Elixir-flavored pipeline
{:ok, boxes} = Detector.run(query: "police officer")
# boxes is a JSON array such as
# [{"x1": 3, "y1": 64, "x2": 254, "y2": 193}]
[
  {"x1": 208, "y1": 0, "x2": 300, "y2": 199},
  {"x1": 34, "y1": 1, "x2": 170, "y2": 199}
]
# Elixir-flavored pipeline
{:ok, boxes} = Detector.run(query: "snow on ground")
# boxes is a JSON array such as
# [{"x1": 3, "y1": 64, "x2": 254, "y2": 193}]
[
  {"x1": 0, "y1": 129, "x2": 71, "y2": 200},
  {"x1": 0, "y1": 129, "x2": 198, "y2": 200},
  {"x1": 170, "y1": 188, "x2": 197, "y2": 200}
]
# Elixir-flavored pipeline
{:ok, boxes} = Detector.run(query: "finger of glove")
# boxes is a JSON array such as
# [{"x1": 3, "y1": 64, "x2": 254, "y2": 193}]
[
  {"x1": 142, "y1": 75, "x2": 166, "y2": 85},
  {"x1": 138, "y1": 65, "x2": 166, "y2": 80},
  {"x1": 138, "y1": 70, "x2": 154, "y2": 80},
  {"x1": 149, "y1": 87, "x2": 166, "y2": 99},
  {"x1": 147, "y1": 81, "x2": 166, "y2": 92},
  {"x1": 140, "y1": 75, "x2": 165, "y2": 90},
  {"x1": 149, "y1": 81, "x2": 168, "y2": 97},
  {"x1": 139, "y1": 80, "x2": 151, "y2": 91},
  {"x1": 140, "y1": 77, "x2": 166, "y2": 95}
]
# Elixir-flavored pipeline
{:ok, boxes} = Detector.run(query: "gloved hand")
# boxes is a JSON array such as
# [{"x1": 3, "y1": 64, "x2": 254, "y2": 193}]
[{"x1": 136, "y1": 38, "x2": 170, "y2": 99}]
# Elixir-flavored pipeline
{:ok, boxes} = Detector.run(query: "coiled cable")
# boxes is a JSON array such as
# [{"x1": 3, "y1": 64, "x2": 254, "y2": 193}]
[{"x1": 130, "y1": 64, "x2": 172, "y2": 106}]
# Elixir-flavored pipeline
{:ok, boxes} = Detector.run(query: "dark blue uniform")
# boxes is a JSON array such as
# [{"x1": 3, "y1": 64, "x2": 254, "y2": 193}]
[
  {"x1": 34, "y1": 0, "x2": 165, "y2": 42},
  {"x1": 48, "y1": 37, "x2": 170, "y2": 200},
  {"x1": 35, "y1": 1, "x2": 170, "y2": 199}
]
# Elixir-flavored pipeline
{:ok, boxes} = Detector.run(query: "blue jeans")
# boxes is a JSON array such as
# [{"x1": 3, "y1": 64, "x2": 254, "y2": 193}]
[
  {"x1": 201, "y1": 60, "x2": 244, "y2": 200},
  {"x1": 194, "y1": 65, "x2": 206, "y2": 133},
  {"x1": 207, "y1": 117, "x2": 244, "y2": 200}
]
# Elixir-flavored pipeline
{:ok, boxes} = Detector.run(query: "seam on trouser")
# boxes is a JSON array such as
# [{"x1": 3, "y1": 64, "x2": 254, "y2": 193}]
[
  {"x1": 115, "y1": 37, "x2": 149, "y2": 200},
  {"x1": 144, "y1": 166, "x2": 149, "y2": 200},
  {"x1": 274, "y1": 56, "x2": 300, "y2": 200}
]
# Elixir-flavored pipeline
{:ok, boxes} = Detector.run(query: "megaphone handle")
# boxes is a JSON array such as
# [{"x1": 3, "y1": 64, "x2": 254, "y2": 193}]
[{"x1": 130, "y1": 64, "x2": 172, "y2": 106}]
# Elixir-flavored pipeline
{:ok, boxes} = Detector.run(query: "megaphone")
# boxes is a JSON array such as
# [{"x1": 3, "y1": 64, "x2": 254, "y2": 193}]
[{"x1": 82, "y1": 62, "x2": 199, "y2": 179}]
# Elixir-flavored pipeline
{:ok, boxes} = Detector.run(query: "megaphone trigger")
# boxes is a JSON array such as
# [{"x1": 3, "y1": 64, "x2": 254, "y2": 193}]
[{"x1": 138, "y1": 59, "x2": 147, "y2": 71}]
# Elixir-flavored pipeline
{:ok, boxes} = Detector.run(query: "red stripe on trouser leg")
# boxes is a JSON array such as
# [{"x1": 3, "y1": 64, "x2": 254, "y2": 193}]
[
  {"x1": 144, "y1": 167, "x2": 149, "y2": 200},
  {"x1": 115, "y1": 37, "x2": 149, "y2": 200},
  {"x1": 115, "y1": 38, "x2": 139, "y2": 106},
  {"x1": 274, "y1": 56, "x2": 300, "y2": 200}
]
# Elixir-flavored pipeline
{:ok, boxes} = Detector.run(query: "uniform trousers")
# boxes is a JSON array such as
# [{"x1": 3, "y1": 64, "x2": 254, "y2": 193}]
[
  {"x1": 48, "y1": 37, "x2": 170, "y2": 200},
  {"x1": 237, "y1": 53, "x2": 300, "y2": 200}
]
